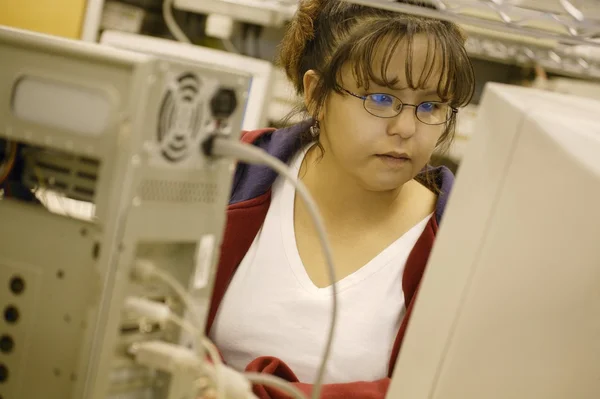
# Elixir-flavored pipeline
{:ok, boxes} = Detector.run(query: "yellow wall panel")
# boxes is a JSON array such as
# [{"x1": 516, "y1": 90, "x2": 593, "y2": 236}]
[{"x1": 0, "y1": 0, "x2": 88, "y2": 39}]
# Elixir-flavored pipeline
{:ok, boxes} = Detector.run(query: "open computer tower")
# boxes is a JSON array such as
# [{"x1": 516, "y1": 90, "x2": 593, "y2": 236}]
[{"x1": 0, "y1": 26, "x2": 249, "y2": 399}]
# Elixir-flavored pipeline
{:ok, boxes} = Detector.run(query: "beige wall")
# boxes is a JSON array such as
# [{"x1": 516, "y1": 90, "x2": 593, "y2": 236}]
[{"x1": 0, "y1": 0, "x2": 88, "y2": 39}]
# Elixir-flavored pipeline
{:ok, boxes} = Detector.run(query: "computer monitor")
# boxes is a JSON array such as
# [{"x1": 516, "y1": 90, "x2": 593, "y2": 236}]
[
  {"x1": 387, "y1": 83, "x2": 600, "y2": 399},
  {"x1": 99, "y1": 30, "x2": 274, "y2": 131}
]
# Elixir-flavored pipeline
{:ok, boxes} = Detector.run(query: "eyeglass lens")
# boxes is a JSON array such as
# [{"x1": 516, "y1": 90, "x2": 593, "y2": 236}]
[{"x1": 364, "y1": 94, "x2": 451, "y2": 125}]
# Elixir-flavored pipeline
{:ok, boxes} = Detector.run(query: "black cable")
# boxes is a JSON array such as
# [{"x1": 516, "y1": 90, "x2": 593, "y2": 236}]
[
  {"x1": 251, "y1": 24, "x2": 264, "y2": 58},
  {"x1": 240, "y1": 23, "x2": 252, "y2": 56}
]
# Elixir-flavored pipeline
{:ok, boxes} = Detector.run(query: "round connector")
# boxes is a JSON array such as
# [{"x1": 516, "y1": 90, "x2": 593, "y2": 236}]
[
  {"x1": 0, "y1": 364, "x2": 8, "y2": 383},
  {"x1": 9, "y1": 275, "x2": 25, "y2": 295},
  {"x1": 210, "y1": 88, "x2": 238, "y2": 120},
  {"x1": 0, "y1": 335, "x2": 13, "y2": 353},
  {"x1": 3, "y1": 305, "x2": 19, "y2": 324}
]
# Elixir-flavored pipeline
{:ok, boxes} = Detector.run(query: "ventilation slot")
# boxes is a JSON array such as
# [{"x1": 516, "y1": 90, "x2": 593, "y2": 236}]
[
  {"x1": 21, "y1": 149, "x2": 100, "y2": 203},
  {"x1": 139, "y1": 179, "x2": 217, "y2": 204}
]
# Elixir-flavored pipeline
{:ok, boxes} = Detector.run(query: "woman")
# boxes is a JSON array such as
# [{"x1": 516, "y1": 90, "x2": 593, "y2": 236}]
[{"x1": 205, "y1": 1, "x2": 475, "y2": 397}]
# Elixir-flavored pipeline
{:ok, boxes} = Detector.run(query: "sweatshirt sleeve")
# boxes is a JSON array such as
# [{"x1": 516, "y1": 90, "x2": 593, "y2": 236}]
[{"x1": 245, "y1": 356, "x2": 390, "y2": 399}]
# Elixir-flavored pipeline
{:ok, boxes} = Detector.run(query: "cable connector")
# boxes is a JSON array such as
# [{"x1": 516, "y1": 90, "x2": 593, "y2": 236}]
[
  {"x1": 206, "y1": 14, "x2": 234, "y2": 40},
  {"x1": 130, "y1": 258, "x2": 197, "y2": 321},
  {"x1": 124, "y1": 296, "x2": 171, "y2": 326},
  {"x1": 201, "y1": 133, "x2": 220, "y2": 158},
  {"x1": 201, "y1": 134, "x2": 267, "y2": 165},
  {"x1": 215, "y1": 364, "x2": 255, "y2": 398},
  {"x1": 131, "y1": 259, "x2": 156, "y2": 282},
  {"x1": 129, "y1": 340, "x2": 202, "y2": 374}
]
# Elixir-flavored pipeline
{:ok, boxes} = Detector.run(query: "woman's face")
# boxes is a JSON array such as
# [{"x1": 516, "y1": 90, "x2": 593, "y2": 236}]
[{"x1": 312, "y1": 36, "x2": 448, "y2": 192}]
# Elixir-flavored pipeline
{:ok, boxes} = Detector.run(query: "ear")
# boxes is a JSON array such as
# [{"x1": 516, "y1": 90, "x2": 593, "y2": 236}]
[{"x1": 302, "y1": 70, "x2": 321, "y2": 118}]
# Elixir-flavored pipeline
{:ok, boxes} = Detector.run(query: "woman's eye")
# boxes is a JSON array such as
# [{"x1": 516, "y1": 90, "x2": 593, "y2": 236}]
[
  {"x1": 418, "y1": 102, "x2": 437, "y2": 113},
  {"x1": 369, "y1": 94, "x2": 395, "y2": 106}
]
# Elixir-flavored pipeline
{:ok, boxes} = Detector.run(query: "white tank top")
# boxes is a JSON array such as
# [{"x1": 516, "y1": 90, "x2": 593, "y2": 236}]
[{"x1": 210, "y1": 146, "x2": 431, "y2": 384}]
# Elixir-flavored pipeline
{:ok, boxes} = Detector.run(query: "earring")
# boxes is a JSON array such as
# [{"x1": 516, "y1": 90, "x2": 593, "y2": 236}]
[{"x1": 309, "y1": 120, "x2": 320, "y2": 138}]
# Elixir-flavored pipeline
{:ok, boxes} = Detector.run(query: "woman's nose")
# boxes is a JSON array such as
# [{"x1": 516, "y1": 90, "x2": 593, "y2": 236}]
[{"x1": 387, "y1": 105, "x2": 417, "y2": 139}]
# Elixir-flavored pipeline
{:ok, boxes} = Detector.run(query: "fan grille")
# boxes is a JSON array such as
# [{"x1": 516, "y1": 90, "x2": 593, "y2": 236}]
[{"x1": 157, "y1": 72, "x2": 204, "y2": 163}]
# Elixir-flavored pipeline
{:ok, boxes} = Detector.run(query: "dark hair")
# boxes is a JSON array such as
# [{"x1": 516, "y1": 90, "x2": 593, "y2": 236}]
[{"x1": 277, "y1": 0, "x2": 475, "y2": 188}]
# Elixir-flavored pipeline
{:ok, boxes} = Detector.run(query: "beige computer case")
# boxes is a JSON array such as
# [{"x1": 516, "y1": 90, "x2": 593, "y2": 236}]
[{"x1": 0, "y1": 26, "x2": 250, "y2": 399}]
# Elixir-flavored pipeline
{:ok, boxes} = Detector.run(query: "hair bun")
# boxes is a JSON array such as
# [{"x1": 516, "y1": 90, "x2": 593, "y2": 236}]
[{"x1": 278, "y1": 0, "x2": 326, "y2": 92}]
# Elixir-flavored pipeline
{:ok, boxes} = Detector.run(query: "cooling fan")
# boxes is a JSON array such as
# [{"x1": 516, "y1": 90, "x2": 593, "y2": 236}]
[{"x1": 157, "y1": 72, "x2": 204, "y2": 163}]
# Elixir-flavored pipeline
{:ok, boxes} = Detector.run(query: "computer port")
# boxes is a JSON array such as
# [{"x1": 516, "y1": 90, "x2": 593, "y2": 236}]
[
  {"x1": 0, "y1": 364, "x2": 8, "y2": 383},
  {"x1": 210, "y1": 88, "x2": 237, "y2": 119},
  {"x1": 9, "y1": 275, "x2": 25, "y2": 295},
  {"x1": 3, "y1": 305, "x2": 19, "y2": 324},
  {"x1": 0, "y1": 335, "x2": 14, "y2": 353}
]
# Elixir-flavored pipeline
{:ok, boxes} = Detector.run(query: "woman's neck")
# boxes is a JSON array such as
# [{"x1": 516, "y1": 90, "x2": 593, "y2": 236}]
[{"x1": 298, "y1": 145, "x2": 410, "y2": 228}]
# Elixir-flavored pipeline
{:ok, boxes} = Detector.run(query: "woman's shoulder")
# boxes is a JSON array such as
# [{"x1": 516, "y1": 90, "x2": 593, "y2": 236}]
[
  {"x1": 239, "y1": 127, "x2": 276, "y2": 145},
  {"x1": 239, "y1": 120, "x2": 310, "y2": 153},
  {"x1": 416, "y1": 166, "x2": 455, "y2": 224},
  {"x1": 229, "y1": 122, "x2": 310, "y2": 203}
]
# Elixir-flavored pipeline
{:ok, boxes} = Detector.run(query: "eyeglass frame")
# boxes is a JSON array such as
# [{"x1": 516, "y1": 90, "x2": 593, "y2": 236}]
[{"x1": 338, "y1": 86, "x2": 458, "y2": 126}]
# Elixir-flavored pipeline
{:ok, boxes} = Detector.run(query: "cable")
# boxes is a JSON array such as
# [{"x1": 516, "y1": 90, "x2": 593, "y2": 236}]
[
  {"x1": 130, "y1": 263, "x2": 225, "y2": 399},
  {"x1": 129, "y1": 340, "x2": 203, "y2": 374},
  {"x1": 251, "y1": 24, "x2": 263, "y2": 58},
  {"x1": 204, "y1": 136, "x2": 338, "y2": 399},
  {"x1": 124, "y1": 295, "x2": 225, "y2": 399},
  {"x1": 0, "y1": 141, "x2": 17, "y2": 185},
  {"x1": 169, "y1": 312, "x2": 222, "y2": 367},
  {"x1": 170, "y1": 313, "x2": 226, "y2": 399},
  {"x1": 164, "y1": 0, "x2": 241, "y2": 55},
  {"x1": 132, "y1": 259, "x2": 197, "y2": 318},
  {"x1": 131, "y1": 136, "x2": 338, "y2": 399},
  {"x1": 127, "y1": 295, "x2": 307, "y2": 399},
  {"x1": 129, "y1": 338, "x2": 265, "y2": 399},
  {"x1": 222, "y1": 38, "x2": 239, "y2": 54},
  {"x1": 241, "y1": 23, "x2": 252, "y2": 56},
  {"x1": 163, "y1": 0, "x2": 191, "y2": 43},
  {"x1": 163, "y1": 0, "x2": 239, "y2": 54}
]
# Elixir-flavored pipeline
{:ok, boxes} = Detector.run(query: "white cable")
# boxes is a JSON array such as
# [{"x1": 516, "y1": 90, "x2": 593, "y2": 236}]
[
  {"x1": 207, "y1": 137, "x2": 338, "y2": 399},
  {"x1": 131, "y1": 136, "x2": 338, "y2": 399},
  {"x1": 170, "y1": 313, "x2": 226, "y2": 399},
  {"x1": 169, "y1": 313, "x2": 222, "y2": 366},
  {"x1": 129, "y1": 339, "x2": 263, "y2": 399},
  {"x1": 124, "y1": 295, "x2": 226, "y2": 399},
  {"x1": 132, "y1": 260, "x2": 198, "y2": 323},
  {"x1": 244, "y1": 373, "x2": 307, "y2": 399},
  {"x1": 124, "y1": 296, "x2": 171, "y2": 326},
  {"x1": 222, "y1": 38, "x2": 239, "y2": 53},
  {"x1": 128, "y1": 265, "x2": 225, "y2": 399},
  {"x1": 122, "y1": 297, "x2": 217, "y2": 366},
  {"x1": 129, "y1": 340, "x2": 202, "y2": 374},
  {"x1": 163, "y1": 0, "x2": 191, "y2": 43}
]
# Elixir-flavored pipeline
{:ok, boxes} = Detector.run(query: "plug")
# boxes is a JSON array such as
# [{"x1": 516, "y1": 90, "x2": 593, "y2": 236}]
[
  {"x1": 131, "y1": 259, "x2": 156, "y2": 282},
  {"x1": 124, "y1": 296, "x2": 171, "y2": 326},
  {"x1": 129, "y1": 340, "x2": 203, "y2": 374},
  {"x1": 205, "y1": 14, "x2": 234, "y2": 40}
]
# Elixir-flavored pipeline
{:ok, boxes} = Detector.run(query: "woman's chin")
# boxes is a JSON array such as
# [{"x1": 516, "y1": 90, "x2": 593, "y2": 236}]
[{"x1": 360, "y1": 174, "x2": 411, "y2": 193}]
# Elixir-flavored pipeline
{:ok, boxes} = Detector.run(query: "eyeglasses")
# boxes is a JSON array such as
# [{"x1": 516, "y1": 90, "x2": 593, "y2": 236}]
[{"x1": 339, "y1": 87, "x2": 457, "y2": 126}]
